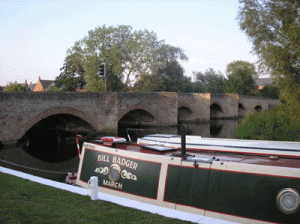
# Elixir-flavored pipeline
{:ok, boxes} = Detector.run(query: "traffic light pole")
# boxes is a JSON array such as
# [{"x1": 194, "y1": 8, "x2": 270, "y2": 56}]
[
  {"x1": 105, "y1": 74, "x2": 106, "y2": 92},
  {"x1": 99, "y1": 63, "x2": 106, "y2": 92}
]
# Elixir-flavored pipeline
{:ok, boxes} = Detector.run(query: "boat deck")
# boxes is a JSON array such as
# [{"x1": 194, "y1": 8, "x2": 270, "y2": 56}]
[{"x1": 89, "y1": 140, "x2": 300, "y2": 169}]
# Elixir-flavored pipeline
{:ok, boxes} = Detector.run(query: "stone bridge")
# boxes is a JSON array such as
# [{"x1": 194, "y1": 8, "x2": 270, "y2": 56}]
[{"x1": 0, "y1": 92, "x2": 279, "y2": 145}]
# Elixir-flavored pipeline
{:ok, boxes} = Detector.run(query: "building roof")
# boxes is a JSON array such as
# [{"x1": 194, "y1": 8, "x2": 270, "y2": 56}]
[
  {"x1": 254, "y1": 78, "x2": 273, "y2": 87},
  {"x1": 28, "y1": 83, "x2": 36, "y2": 91},
  {"x1": 40, "y1": 79, "x2": 55, "y2": 90}
]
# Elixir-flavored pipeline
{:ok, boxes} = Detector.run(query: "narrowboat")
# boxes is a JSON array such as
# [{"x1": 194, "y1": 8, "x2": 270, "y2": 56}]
[{"x1": 76, "y1": 131, "x2": 300, "y2": 224}]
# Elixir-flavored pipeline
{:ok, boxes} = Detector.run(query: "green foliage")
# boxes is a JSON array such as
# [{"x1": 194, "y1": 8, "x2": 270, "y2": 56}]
[
  {"x1": 195, "y1": 68, "x2": 226, "y2": 93},
  {"x1": 235, "y1": 104, "x2": 300, "y2": 141},
  {"x1": 46, "y1": 85, "x2": 61, "y2": 92},
  {"x1": 155, "y1": 61, "x2": 191, "y2": 92},
  {"x1": 55, "y1": 53, "x2": 86, "y2": 91},
  {"x1": 5, "y1": 83, "x2": 29, "y2": 92},
  {"x1": 0, "y1": 173, "x2": 191, "y2": 224},
  {"x1": 258, "y1": 84, "x2": 279, "y2": 99},
  {"x1": 133, "y1": 73, "x2": 165, "y2": 92},
  {"x1": 238, "y1": 0, "x2": 300, "y2": 104},
  {"x1": 236, "y1": 0, "x2": 300, "y2": 141},
  {"x1": 64, "y1": 25, "x2": 188, "y2": 92},
  {"x1": 224, "y1": 60, "x2": 257, "y2": 95},
  {"x1": 83, "y1": 55, "x2": 105, "y2": 92}
]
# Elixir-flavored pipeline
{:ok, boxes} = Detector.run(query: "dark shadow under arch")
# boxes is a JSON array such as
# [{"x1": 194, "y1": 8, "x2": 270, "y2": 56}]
[
  {"x1": 178, "y1": 106, "x2": 193, "y2": 121},
  {"x1": 210, "y1": 103, "x2": 223, "y2": 119},
  {"x1": 238, "y1": 103, "x2": 246, "y2": 117},
  {"x1": 254, "y1": 105, "x2": 262, "y2": 112},
  {"x1": 19, "y1": 114, "x2": 96, "y2": 163},
  {"x1": 118, "y1": 109, "x2": 155, "y2": 141}
]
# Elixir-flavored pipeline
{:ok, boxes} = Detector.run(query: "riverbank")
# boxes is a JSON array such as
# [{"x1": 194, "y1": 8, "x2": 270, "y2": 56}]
[
  {"x1": 0, "y1": 167, "x2": 238, "y2": 224},
  {"x1": 0, "y1": 170, "x2": 192, "y2": 224}
]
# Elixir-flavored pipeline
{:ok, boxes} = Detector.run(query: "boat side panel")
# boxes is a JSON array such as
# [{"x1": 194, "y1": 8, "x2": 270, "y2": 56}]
[
  {"x1": 206, "y1": 162, "x2": 300, "y2": 223},
  {"x1": 79, "y1": 148, "x2": 161, "y2": 199},
  {"x1": 77, "y1": 143, "x2": 182, "y2": 209},
  {"x1": 163, "y1": 165, "x2": 181, "y2": 204},
  {"x1": 163, "y1": 161, "x2": 211, "y2": 216}
]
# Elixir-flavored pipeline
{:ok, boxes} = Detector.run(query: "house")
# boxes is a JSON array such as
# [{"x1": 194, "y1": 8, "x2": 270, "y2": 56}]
[
  {"x1": 28, "y1": 82, "x2": 36, "y2": 91},
  {"x1": 255, "y1": 78, "x2": 273, "y2": 90},
  {"x1": 33, "y1": 76, "x2": 55, "y2": 91}
]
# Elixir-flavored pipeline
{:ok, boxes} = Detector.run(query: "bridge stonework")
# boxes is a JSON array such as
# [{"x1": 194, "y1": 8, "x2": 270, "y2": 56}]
[{"x1": 0, "y1": 92, "x2": 279, "y2": 144}]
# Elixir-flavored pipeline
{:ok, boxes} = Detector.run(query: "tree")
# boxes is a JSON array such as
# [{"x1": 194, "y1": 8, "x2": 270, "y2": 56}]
[
  {"x1": 65, "y1": 25, "x2": 188, "y2": 92},
  {"x1": 195, "y1": 68, "x2": 226, "y2": 93},
  {"x1": 55, "y1": 52, "x2": 86, "y2": 91},
  {"x1": 156, "y1": 60, "x2": 191, "y2": 92},
  {"x1": 237, "y1": 0, "x2": 300, "y2": 103},
  {"x1": 133, "y1": 73, "x2": 165, "y2": 92},
  {"x1": 259, "y1": 84, "x2": 279, "y2": 99},
  {"x1": 224, "y1": 60, "x2": 257, "y2": 95},
  {"x1": 5, "y1": 83, "x2": 28, "y2": 92},
  {"x1": 69, "y1": 25, "x2": 161, "y2": 91}
]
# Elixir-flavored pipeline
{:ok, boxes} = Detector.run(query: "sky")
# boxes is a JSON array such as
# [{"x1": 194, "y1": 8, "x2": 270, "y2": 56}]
[{"x1": 0, "y1": 0, "x2": 258, "y2": 86}]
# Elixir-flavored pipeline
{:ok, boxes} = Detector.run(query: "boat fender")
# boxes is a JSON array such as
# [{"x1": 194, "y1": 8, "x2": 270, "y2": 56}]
[
  {"x1": 101, "y1": 137, "x2": 127, "y2": 143},
  {"x1": 76, "y1": 134, "x2": 82, "y2": 159}
]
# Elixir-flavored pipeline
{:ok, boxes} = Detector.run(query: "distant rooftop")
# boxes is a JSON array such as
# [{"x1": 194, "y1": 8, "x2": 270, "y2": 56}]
[{"x1": 255, "y1": 78, "x2": 273, "y2": 87}]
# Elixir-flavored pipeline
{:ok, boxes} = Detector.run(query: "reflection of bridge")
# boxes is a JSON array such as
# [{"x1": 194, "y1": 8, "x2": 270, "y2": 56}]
[{"x1": 0, "y1": 92, "x2": 279, "y2": 144}]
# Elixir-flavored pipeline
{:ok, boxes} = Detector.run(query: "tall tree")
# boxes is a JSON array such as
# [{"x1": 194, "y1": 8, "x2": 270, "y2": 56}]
[
  {"x1": 156, "y1": 60, "x2": 191, "y2": 92},
  {"x1": 65, "y1": 25, "x2": 188, "y2": 92},
  {"x1": 133, "y1": 73, "x2": 165, "y2": 92},
  {"x1": 55, "y1": 52, "x2": 85, "y2": 91},
  {"x1": 69, "y1": 25, "x2": 164, "y2": 91},
  {"x1": 195, "y1": 68, "x2": 226, "y2": 93},
  {"x1": 225, "y1": 60, "x2": 257, "y2": 95},
  {"x1": 238, "y1": 0, "x2": 300, "y2": 103}
]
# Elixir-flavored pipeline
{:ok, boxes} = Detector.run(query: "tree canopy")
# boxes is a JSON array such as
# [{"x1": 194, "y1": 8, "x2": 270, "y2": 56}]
[
  {"x1": 5, "y1": 83, "x2": 29, "y2": 92},
  {"x1": 195, "y1": 68, "x2": 226, "y2": 93},
  {"x1": 238, "y1": 0, "x2": 300, "y2": 103},
  {"x1": 224, "y1": 60, "x2": 257, "y2": 95},
  {"x1": 55, "y1": 54, "x2": 86, "y2": 91},
  {"x1": 57, "y1": 25, "x2": 188, "y2": 92}
]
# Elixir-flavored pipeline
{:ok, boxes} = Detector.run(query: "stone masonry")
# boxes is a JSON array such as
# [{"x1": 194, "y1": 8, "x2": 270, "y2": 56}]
[{"x1": 0, "y1": 92, "x2": 279, "y2": 144}]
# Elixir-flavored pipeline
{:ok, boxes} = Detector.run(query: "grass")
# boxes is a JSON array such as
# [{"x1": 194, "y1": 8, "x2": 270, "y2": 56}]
[{"x1": 0, "y1": 172, "x2": 192, "y2": 224}]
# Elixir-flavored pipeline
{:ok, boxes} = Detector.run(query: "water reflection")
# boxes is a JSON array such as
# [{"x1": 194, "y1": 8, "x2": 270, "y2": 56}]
[{"x1": 119, "y1": 120, "x2": 239, "y2": 142}]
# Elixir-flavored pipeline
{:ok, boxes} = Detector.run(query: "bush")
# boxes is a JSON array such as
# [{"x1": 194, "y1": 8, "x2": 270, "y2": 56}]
[{"x1": 235, "y1": 105, "x2": 300, "y2": 141}]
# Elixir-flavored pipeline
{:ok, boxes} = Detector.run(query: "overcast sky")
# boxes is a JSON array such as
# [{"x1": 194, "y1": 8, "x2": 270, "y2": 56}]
[{"x1": 0, "y1": 0, "x2": 257, "y2": 86}]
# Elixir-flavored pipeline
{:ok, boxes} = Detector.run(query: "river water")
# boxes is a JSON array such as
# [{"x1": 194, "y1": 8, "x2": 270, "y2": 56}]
[{"x1": 0, "y1": 120, "x2": 239, "y2": 182}]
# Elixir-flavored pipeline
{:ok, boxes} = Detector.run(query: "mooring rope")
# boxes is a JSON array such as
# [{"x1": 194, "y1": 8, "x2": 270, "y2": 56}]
[{"x1": 0, "y1": 158, "x2": 72, "y2": 174}]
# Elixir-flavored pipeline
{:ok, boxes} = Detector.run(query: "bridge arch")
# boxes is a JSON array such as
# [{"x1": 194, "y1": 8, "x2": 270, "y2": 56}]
[
  {"x1": 178, "y1": 105, "x2": 193, "y2": 121},
  {"x1": 22, "y1": 107, "x2": 97, "y2": 136},
  {"x1": 118, "y1": 105, "x2": 157, "y2": 127},
  {"x1": 254, "y1": 105, "x2": 262, "y2": 112},
  {"x1": 18, "y1": 107, "x2": 98, "y2": 162},
  {"x1": 238, "y1": 102, "x2": 246, "y2": 117},
  {"x1": 210, "y1": 102, "x2": 223, "y2": 119}
]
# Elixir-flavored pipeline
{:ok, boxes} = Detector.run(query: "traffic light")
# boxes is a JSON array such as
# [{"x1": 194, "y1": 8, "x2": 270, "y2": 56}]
[{"x1": 99, "y1": 63, "x2": 106, "y2": 77}]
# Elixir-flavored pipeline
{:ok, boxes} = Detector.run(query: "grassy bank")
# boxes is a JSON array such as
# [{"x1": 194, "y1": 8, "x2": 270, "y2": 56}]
[{"x1": 0, "y1": 172, "x2": 192, "y2": 224}]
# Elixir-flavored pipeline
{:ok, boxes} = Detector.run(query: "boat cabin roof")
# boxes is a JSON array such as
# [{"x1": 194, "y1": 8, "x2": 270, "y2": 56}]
[{"x1": 88, "y1": 140, "x2": 300, "y2": 169}]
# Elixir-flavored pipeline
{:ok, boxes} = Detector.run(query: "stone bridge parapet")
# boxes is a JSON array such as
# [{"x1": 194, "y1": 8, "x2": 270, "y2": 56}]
[{"x1": 0, "y1": 92, "x2": 279, "y2": 144}]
